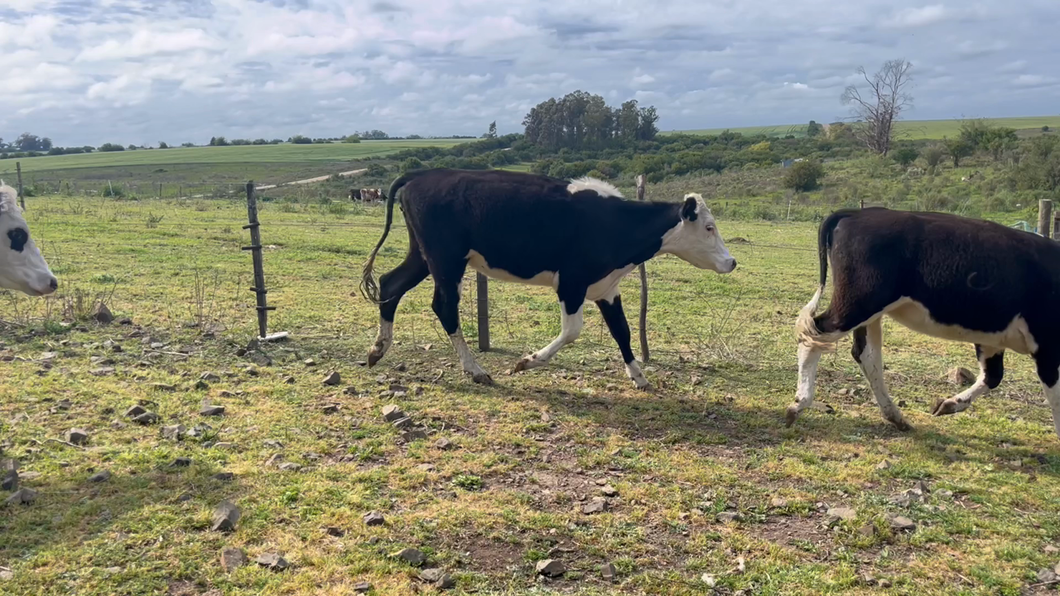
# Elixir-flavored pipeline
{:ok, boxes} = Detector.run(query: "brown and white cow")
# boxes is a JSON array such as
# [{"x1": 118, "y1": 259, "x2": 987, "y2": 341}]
[{"x1": 790, "y1": 207, "x2": 1060, "y2": 438}]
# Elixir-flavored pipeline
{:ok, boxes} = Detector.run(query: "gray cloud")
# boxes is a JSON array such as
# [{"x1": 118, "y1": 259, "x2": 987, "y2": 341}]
[{"x1": 2, "y1": 0, "x2": 1058, "y2": 146}]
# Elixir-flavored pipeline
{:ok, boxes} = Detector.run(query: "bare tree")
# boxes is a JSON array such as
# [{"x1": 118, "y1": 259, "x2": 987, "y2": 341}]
[{"x1": 841, "y1": 59, "x2": 913, "y2": 156}]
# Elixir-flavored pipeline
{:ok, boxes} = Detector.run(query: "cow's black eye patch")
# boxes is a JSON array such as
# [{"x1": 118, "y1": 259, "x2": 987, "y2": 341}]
[{"x1": 8, "y1": 228, "x2": 28, "y2": 253}]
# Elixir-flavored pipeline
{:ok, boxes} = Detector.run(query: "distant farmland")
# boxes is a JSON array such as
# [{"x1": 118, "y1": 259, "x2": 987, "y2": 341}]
[{"x1": 671, "y1": 115, "x2": 1060, "y2": 140}]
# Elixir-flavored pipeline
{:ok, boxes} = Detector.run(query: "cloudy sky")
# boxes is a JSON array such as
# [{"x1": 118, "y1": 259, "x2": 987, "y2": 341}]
[{"x1": 2, "y1": 0, "x2": 1058, "y2": 147}]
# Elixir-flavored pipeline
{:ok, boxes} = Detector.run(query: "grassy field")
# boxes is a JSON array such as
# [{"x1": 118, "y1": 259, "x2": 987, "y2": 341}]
[
  {"x1": 672, "y1": 115, "x2": 1060, "y2": 140},
  {"x1": 0, "y1": 194, "x2": 1058, "y2": 595},
  {"x1": 0, "y1": 139, "x2": 469, "y2": 176}
]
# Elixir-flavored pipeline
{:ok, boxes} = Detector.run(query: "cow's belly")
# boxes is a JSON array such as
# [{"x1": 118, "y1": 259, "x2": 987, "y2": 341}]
[
  {"x1": 885, "y1": 298, "x2": 1039, "y2": 355},
  {"x1": 466, "y1": 250, "x2": 557, "y2": 288}
]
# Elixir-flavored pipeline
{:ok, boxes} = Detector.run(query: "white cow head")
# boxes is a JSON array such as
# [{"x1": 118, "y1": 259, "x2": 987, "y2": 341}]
[
  {"x1": 661, "y1": 193, "x2": 737, "y2": 273},
  {"x1": 0, "y1": 183, "x2": 58, "y2": 296}
]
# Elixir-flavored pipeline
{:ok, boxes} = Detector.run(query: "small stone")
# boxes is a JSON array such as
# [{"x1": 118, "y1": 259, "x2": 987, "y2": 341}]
[
  {"x1": 171, "y1": 457, "x2": 192, "y2": 467},
  {"x1": 304, "y1": 358, "x2": 316, "y2": 367},
  {"x1": 827, "y1": 507, "x2": 857, "y2": 522},
  {"x1": 343, "y1": 386, "x2": 358, "y2": 396},
  {"x1": 321, "y1": 404, "x2": 340, "y2": 414},
  {"x1": 417, "y1": 463, "x2": 436, "y2": 472},
  {"x1": 162, "y1": 424, "x2": 185, "y2": 440},
  {"x1": 601, "y1": 485, "x2": 618, "y2": 497},
  {"x1": 88, "y1": 470, "x2": 111, "y2": 483},
  {"x1": 583, "y1": 497, "x2": 608, "y2": 514},
  {"x1": 353, "y1": 581, "x2": 372, "y2": 593},
  {"x1": 1044, "y1": 545, "x2": 1059, "y2": 555},
  {"x1": 92, "y1": 303, "x2": 114, "y2": 324},
  {"x1": 132, "y1": 412, "x2": 159, "y2": 425},
  {"x1": 65, "y1": 428, "x2": 90, "y2": 446},
  {"x1": 419, "y1": 568, "x2": 446, "y2": 583},
  {"x1": 392, "y1": 416, "x2": 414, "y2": 429},
  {"x1": 875, "y1": 460, "x2": 892, "y2": 471},
  {"x1": 200, "y1": 405, "x2": 225, "y2": 416},
  {"x1": 200, "y1": 372, "x2": 221, "y2": 382},
  {"x1": 858, "y1": 523, "x2": 876, "y2": 538},
  {"x1": 151, "y1": 383, "x2": 177, "y2": 392},
  {"x1": 717, "y1": 511, "x2": 743, "y2": 523},
  {"x1": 601, "y1": 562, "x2": 617, "y2": 581},
  {"x1": 125, "y1": 405, "x2": 147, "y2": 418},
  {"x1": 277, "y1": 462, "x2": 301, "y2": 472},
  {"x1": 936, "y1": 489, "x2": 954, "y2": 499},
  {"x1": 535, "y1": 559, "x2": 565, "y2": 577},
  {"x1": 435, "y1": 437, "x2": 453, "y2": 450},
  {"x1": 211, "y1": 500, "x2": 241, "y2": 532},
  {"x1": 213, "y1": 442, "x2": 236, "y2": 450},
  {"x1": 91, "y1": 367, "x2": 116, "y2": 376},
  {"x1": 323, "y1": 371, "x2": 341, "y2": 386},
  {"x1": 194, "y1": 380, "x2": 210, "y2": 391},
  {"x1": 401, "y1": 429, "x2": 427, "y2": 442},
  {"x1": 1036, "y1": 569, "x2": 1058, "y2": 584},
  {"x1": 220, "y1": 547, "x2": 247, "y2": 572},
  {"x1": 393, "y1": 547, "x2": 426, "y2": 567},
  {"x1": 283, "y1": 376, "x2": 296, "y2": 384},
  {"x1": 364, "y1": 511, "x2": 386, "y2": 526},
  {"x1": 1, "y1": 470, "x2": 17, "y2": 491},
  {"x1": 263, "y1": 440, "x2": 283, "y2": 449},
  {"x1": 212, "y1": 472, "x2": 235, "y2": 482},
  {"x1": 915, "y1": 479, "x2": 931, "y2": 494},
  {"x1": 770, "y1": 497, "x2": 788, "y2": 508},
  {"x1": 254, "y1": 553, "x2": 289, "y2": 571},
  {"x1": 325, "y1": 526, "x2": 345, "y2": 537},
  {"x1": 701, "y1": 573, "x2": 717, "y2": 587},
  {"x1": 382, "y1": 405, "x2": 405, "y2": 422},
  {"x1": 888, "y1": 515, "x2": 916, "y2": 532},
  {"x1": 859, "y1": 572, "x2": 876, "y2": 586},
  {"x1": 878, "y1": 579, "x2": 893, "y2": 588},
  {"x1": 946, "y1": 367, "x2": 975, "y2": 386},
  {"x1": 5, "y1": 487, "x2": 37, "y2": 505}
]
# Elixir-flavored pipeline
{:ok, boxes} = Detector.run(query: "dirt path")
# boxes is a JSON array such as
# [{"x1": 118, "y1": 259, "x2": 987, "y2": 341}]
[{"x1": 255, "y1": 168, "x2": 367, "y2": 191}]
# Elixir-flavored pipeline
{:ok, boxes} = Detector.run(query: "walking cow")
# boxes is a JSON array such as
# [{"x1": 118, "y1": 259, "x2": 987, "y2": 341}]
[
  {"x1": 359, "y1": 168, "x2": 737, "y2": 388},
  {"x1": 791, "y1": 206, "x2": 1060, "y2": 439},
  {"x1": 0, "y1": 182, "x2": 58, "y2": 296}
]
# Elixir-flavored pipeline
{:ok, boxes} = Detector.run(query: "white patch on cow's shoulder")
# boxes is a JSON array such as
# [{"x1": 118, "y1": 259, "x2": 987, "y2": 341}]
[
  {"x1": 467, "y1": 250, "x2": 557, "y2": 288},
  {"x1": 885, "y1": 298, "x2": 1039, "y2": 355},
  {"x1": 567, "y1": 177, "x2": 623, "y2": 198},
  {"x1": 586, "y1": 265, "x2": 635, "y2": 302}
]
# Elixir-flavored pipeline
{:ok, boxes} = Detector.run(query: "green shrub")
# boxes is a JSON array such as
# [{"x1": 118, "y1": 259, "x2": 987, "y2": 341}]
[{"x1": 782, "y1": 160, "x2": 825, "y2": 192}]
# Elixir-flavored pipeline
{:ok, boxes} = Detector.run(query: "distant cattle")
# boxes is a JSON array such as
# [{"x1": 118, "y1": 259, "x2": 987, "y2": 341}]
[
  {"x1": 0, "y1": 182, "x2": 58, "y2": 296},
  {"x1": 790, "y1": 207, "x2": 1060, "y2": 439},
  {"x1": 359, "y1": 168, "x2": 736, "y2": 388},
  {"x1": 906, "y1": 167, "x2": 924, "y2": 177},
  {"x1": 360, "y1": 188, "x2": 383, "y2": 202},
  {"x1": 350, "y1": 188, "x2": 361, "y2": 201}
]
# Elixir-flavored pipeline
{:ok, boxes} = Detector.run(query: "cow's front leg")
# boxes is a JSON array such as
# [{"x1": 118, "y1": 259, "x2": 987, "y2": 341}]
[
  {"x1": 432, "y1": 279, "x2": 492, "y2": 385},
  {"x1": 595, "y1": 293, "x2": 651, "y2": 390},
  {"x1": 513, "y1": 288, "x2": 586, "y2": 373}
]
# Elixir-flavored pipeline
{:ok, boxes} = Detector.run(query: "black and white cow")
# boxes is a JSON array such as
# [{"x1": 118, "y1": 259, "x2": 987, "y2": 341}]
[
  {"x1": 0, "y1": 182, "x2": 57, "y2": 296},
  {"x1": 359, "y1": 168, "x2": 736, "y2": 388},
  {"x1": 791, "y1": 206, "x2": 1060, "y2": 438}
]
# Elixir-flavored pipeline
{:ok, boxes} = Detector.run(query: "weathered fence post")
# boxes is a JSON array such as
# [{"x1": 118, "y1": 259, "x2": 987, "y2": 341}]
[
  {"x1": 15, "y1": 162, "x2": 24, "y2": 210},
  {"x1": 635, "y1": 174, "x2": 650, "y2": 363},
  {"x1": 477, "y1": 273, "x2": 490, "y2": 351},
  {"x1": 1039, "y1": 199, "x2": 1053, "y2": 239},
  {"x1": 242, "y1": 181, "x2": 287, "y2": 342},
  {"x1": 158, "y1": 182, "x2": 162, "y2": 199}
]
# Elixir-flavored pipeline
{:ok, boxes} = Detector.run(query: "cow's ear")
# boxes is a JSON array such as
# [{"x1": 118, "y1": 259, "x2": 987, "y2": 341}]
[{"x1": 681, "y1": 196, "x2": 698, "y2": 221}]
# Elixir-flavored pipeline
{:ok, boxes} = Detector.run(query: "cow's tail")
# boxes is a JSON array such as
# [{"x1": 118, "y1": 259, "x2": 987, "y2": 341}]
[
  {"x1": 795, "y1": 209, "x2": 857, "y2": 351},
  {"x1": 359, "y1": 174, "x2": 413, "y2": 304}
]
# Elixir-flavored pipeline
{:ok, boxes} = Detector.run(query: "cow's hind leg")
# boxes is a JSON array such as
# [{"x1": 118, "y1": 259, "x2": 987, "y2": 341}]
[
  {"x1": 932, "y1": 344, "x2": 1004, "y2": 416},
  {"x1": 367, "y1": 242, "x2": 430, "y2": 367},
  {"x1": 513, "y1": 287, "x2": 587, "y2": 373},
  {"x1": 594, "y1": 294, "x2": 650, "y2": 390},
  {"x1": 851, "y1": 319, "x2": 911, "y2": 431},
  {"x1": 1034, "y1": 349, "x2": 1060, "y2": 439},
  {"x1": 431, "y1": 270, "x2": 493, "y2": 386}
]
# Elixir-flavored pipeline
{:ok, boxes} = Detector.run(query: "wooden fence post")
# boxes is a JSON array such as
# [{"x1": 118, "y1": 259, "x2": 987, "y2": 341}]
[
  {"x1": 242, "y1": 181, "x2": 286, "y2": 342},
  {"x1": 477, "y1": 273, "x2": 490, "y2": 351},
  {"x1": 15, "y1": 162, "x2": 24, "y2": 210},
  {"x1": 1039, "y1": 199, "x2": 1053, "y2": 240},
  {"x1": 635, "y1": 174, "x2": 650, "y2": 363}
]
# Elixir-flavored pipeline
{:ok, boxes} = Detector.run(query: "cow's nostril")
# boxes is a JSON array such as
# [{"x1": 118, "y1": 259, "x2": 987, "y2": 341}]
[{"x1": 49, "y1": 277, "x2": 58, "y2": 290}]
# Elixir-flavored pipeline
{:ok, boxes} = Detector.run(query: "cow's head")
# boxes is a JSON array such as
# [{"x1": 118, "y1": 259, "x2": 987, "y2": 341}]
[
  {"x1": 661, "y1": 193, "x2": 737, "y2": 273},
  {"x1": 0, "y1": 183, "x2": 58, "y2": 296}
]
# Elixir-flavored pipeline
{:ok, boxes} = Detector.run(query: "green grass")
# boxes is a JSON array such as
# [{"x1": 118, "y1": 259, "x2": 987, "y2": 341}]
[
  {"x1": 1, "y1": 193, "x2": 1058, "y2": 595},
  {"x1": 0, "y1": 139, "x2": 469, "y2": 175},
  {"x1": 672, "y1": 115, "x2": 1060, "y2": 140}
]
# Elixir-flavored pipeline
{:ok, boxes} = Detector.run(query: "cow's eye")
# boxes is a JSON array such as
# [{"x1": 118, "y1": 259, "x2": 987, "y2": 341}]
[
  {"x1": 8, "y1": 228, "x2": 27, "y2": 252},
  {"x1": 705, "y1": 225, "x2": 715, "y2": 233}
]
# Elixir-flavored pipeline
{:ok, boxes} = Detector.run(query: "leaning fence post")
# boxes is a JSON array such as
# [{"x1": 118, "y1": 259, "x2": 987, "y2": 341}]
[
  {"x1": 635, "y1": 174, "x2": 650, "y2": 363},
  {"x1": 1039, "y1": 199, "x2": 1053, "y2": 239},
  {"x1": 477, "y1": 273, "x2": 490, "y2": 351},
  {"x1": 15, "y1": 162, "x2": 24, "y2": 210},
  {"x1": 242, "y1": 181, "x2": 287, "y2": 342}
]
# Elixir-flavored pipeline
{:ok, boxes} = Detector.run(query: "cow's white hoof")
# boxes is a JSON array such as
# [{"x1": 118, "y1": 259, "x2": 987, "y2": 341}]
[
  {"x1": 513, "y1": 356, "x2": 546, "y2": 372},
  {"x1": 931, "y1": 396, "x2": 970, "y2": 416}
]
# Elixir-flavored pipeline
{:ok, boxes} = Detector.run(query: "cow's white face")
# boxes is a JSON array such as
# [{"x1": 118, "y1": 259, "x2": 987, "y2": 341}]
[
  {"x1": 0, "y1": 185, "x2": 58, "y2": 296},
  {"x1": 661, "y1": 193, "x2": 737, "y2": 274}
]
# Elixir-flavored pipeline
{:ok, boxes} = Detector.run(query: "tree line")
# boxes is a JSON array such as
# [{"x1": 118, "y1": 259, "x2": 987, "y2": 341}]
[{"x1": 522, "y1": 91, "x2": 659, "y2": 151}]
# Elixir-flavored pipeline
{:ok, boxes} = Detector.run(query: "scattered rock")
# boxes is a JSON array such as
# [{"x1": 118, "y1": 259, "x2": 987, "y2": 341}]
[
  {"x1": 151, "y1": 383, "x2": 177, "y2": 392},
  {"x1": 321, "y1": 404, "x2": 340, "y2": 414},
  {"x1": 417, "y1": 463, "x2": 435, "y2": 472},
  {"x1": 277, "y1": 462, "x2": 302, "y2": 472},
  {"x1": 65, "y1": 428, "x2": 90, "y2": 446},
  {"x1": 888, "y1": 515, "x2": 916, "y2": 532},
  {"x1": 601, "y1": 562, "x2": 617, "y2": 581},
  {"x1": 213, "y1": 442, "x2": 236, "y2": 450},
  {"x1": 382, "y1": 405, "x2": 405, "y2": 422},
  {"x1": 1, "y1": 470, "x2": 17, "y2": 491},
  {"x1": 254, "y1": 553, "x2": 289, "y2": 571},
  {"x1": 132, "y1": 412, "x2": 159, "y2": 425},
  {"x1": 171, "y1": 457, "x2": 192, "y2": 467},
  {"x1": 88, "y1": 470, "x2": 111, "y2": 483},
  {"x1": 364, "y1": 511, "x2": 386, "y2": 526},
  {"x1": 212, "y1": 472, "x2": 235, "y2": 482},
  {"x1": 878, "y1": 579, "x2": 893, "y2": 588},
  {"x1": 5, "y1": 487, "x2": 37, "y2": 506},
  {"x1": 717, "y1": 511, "x2": 743, "y2": 523},
  {"x1": 200, "y1": 405, "x2": 225, "y2": 417},
  {"x1": 392, "y1": 416, "x2": 415, "y2": 430},
  {"x1": 875, "y1": 460, "x2": 892, "y2": 471},
  {"x1": 125, "y1": 405, "x2": 147, "y2": 418},
  {"x1": 601, "y1": 485, "x2": 619, "y2": 497},
  {"x1": 1036, "y1": 568, "x2": 1058, "y2": 584},
  {"x1": 770, "y1": 497, "x2": 789, "y2": 508},
  {"x1": 304, "y1": 358, "x2": 316, "y2": 367},
  {"x1": 535, "y1": 559, "x2": 565, "y2": 577},
  {"x1": 283, "y1": 376, "x2": 296, "y2": 385},
  {"x1": 194, "y1": 380, "x2": 210, "y2": 391},
  {"x1": 325, "y1": 526, "x2": 345, "y2": 537},
  {"x1": 220, "y1": 547, "x2": 247, "y2": 572},
  {"x1": 200, "y1": 372, "x2": 221, "y2": 382},
  {"x1": 435, "y1": 437, "x2": 453, "y2": 450},
  {"x1": 90, "y1": 367, "x2": 115, "y2": 376},
  {"x1": 946, "y1": 367, "x2": 975, "y2": 386},
  {"x1": 393, "y1": 547, "x2": 426, "y2": 567},
  {"x1": 583, "y1": 497, "x2": 608, "y2": 514},
  {"x1": 701, "y1": 573, "x2": 717, "y2": 587},
  {"x1": 1044, "y1": 545, "x2": 1059, "y2": 555},
  {"x1": 263, "y1": 440, "x2": 283, "y2": 449},
  {"x1": 827, "y1": 507, "x2": 857, "y2": 523},
  {"x1": 401, "y1": 429, "x2": 428, "y2": 442},
  {"x1": 322, "y1": 371, "x2": 341, "y2": 386},
  {"x1": 353, "y1": 581, "x2": 372, "y2": 593},
  {"x1": 211, "y1": 500, "x2": 241, "y2": 532},
  {"x1": 420, "y1": 568, "x2": 454, "y2": 589},
  {"x1": 92, "y1": 303, "x2": 115, "y2": 324}
]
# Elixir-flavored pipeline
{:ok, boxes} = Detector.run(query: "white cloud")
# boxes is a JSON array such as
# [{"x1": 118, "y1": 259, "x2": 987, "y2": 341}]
[
  {"x1": 632, "y1": 73, "x2": 656, "y2": 86},
  {"x1": 77, "y1": 29, "x2": 221, "y2": 62},
  {"x1": 886, "y1": 5, "x2": 948, "y2": 28}
]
